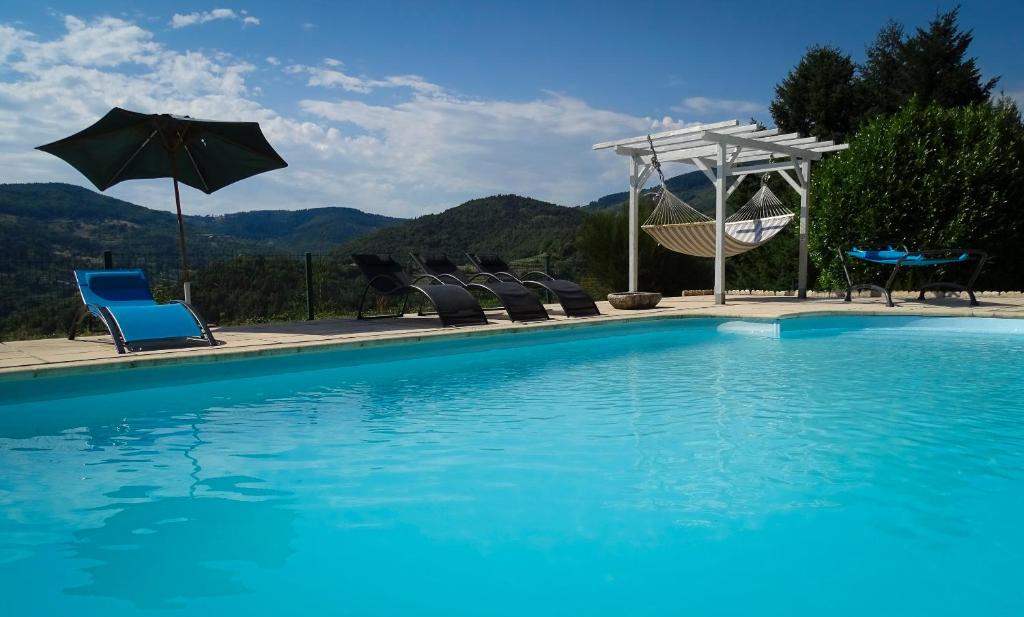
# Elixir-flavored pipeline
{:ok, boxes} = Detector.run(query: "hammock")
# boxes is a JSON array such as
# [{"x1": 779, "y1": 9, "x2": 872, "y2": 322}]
[{"x1": 639, "y1": 136, "x2": 794, "y2": 257}]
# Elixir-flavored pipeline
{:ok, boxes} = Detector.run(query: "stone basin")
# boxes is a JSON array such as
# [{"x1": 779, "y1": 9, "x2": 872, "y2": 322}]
[{"x1": 607, "y1": 291, "x2": 662, "y2": 310}]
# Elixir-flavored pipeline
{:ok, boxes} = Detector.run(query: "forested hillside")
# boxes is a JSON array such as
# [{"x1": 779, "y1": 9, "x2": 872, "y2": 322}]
[
  {"x1": 585, "y1": 170, "x2": 715, "y2": 214},
  {"x1": 336, "y1": 194, "x2": 583, "y2": 265},
  {"x1": 0, "y1": 183, "x2": 400, "y2": 256},
  {"x1": 197, "y1": 207, "x2": 401, "y2": 252}
]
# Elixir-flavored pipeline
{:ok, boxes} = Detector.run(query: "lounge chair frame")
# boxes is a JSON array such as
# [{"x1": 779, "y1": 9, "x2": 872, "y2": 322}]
[
  {"x1": 838, "y1": 245, "x2": 988, "y2": 307},
  {"x1": 466, "y1": 254, "x2": 600, "y2": 318},
  {"x1": 410, "y1": 254, "x2": 550, "y2": 322},
  {"x1": 353, "y1": 254, "x2": 488, "y2": 327}
]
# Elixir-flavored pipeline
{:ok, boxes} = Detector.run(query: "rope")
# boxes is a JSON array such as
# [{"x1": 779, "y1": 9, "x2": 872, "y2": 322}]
[
  {"x1": 643, "y1": 135, "x2": 712, "y2": 227},
  {"x1": 726, "y1": 183, "x2": 793, "y2": 223}
]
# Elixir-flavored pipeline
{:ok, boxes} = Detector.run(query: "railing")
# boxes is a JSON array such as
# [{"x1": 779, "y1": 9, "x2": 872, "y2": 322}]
[{"x1": 0, "y1": 250, "x2": 575, "y2": 340}]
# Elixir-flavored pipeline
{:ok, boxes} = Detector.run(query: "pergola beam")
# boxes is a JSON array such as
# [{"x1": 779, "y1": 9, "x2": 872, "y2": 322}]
[
  {"x1": 691, "y1": 157, "x2": 717, "y2": 184},
  {"x1": 613, "y1": 123, "x2": 761, "y2": 156},
  {"x1": 623, "y1": 125, "x2": 771, "y2": 153},
  {"x1": 727, "y1": 161, "x2": 803, "y2": 176},
  {"x1": 651, "y1": 139, "x2": 836, "y2": 166},
  {"x1": 592, "y1": 119, "x2": 738, "y2": 150},
  {"x1": 640, "y1": 143, "x2": 733, "y2": 164},
  {"x1": 777, "y1": 168, "x2": 803, "y2": 193},
  {"x1": 727, "y1": 173, "x2": 748, "y2": 196},
  {"x1": 730, "y1": 142, "x2": 846, "y2": 164},
  {"x1": 702, "y1": 130, "x2": 823, "y2": 160}
]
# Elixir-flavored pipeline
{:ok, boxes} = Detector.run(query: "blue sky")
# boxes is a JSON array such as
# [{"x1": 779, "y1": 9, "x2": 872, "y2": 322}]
[{"x1": 1, "y1": 1, "x2": 1021, "y2": 217}]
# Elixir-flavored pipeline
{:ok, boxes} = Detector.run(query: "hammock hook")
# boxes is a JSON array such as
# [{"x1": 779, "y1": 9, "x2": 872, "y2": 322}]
[{"x1": 646, "y1": 135, "x2": 666, "y2": 185}]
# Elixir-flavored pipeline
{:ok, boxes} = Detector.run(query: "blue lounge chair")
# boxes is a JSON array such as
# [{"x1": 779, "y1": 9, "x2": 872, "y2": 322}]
[
  {"x1": 69, "y1": 269, "x2": 217, "y2": 354},
  {"x1": 839, "y1": 245, "x2": 988, "y2": 307}
]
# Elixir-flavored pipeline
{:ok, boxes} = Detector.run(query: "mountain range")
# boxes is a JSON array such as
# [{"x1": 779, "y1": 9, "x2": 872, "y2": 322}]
[
  {"x1": 1, "y1": 169, "x2": 714, "y2": 261},
  {"x1": 0, "y1": 183, "x2": 402, "y2": 259}
]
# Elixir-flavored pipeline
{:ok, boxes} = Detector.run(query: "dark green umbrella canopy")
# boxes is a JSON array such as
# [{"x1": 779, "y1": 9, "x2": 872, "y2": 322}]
[
  {"x1": 36, "y1": 107, "x2": 288, "y2": 293},
  {"x1": 36, "y1": 107, "x2": 288, "y2": 193}
]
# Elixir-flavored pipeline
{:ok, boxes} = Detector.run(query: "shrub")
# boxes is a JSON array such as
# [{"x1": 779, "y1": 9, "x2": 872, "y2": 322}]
[{"x1": 810, "y1": 101, "x2": 1024, "y2": 290}]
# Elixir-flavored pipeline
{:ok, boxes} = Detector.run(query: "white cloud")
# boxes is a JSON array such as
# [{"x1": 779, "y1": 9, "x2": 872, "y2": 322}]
[
  {"x1": 265, "y1": 56, "x2": 280, "y2": 66},
  {"x1": 287, "y1": 61, "x2": 444, "y2": 96},
  {"x1": 297, "y1": 93, "x2": 652, "y2": 201},
  {"x1": 169, "y1": 8, "x2": 260, "y2": 29},
  {"x1": 671, "y1": 96, "x2": 763, "y2": 117},
  {"x1": 6, "y1": 15, "x2": 160, "y2": 70},
  {"x1": 0, "y1": 15, "x2": 671, "y2": 217}
]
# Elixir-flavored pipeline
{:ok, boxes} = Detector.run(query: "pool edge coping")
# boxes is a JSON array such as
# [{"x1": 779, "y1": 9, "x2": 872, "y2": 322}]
[{"x1": 2, "y1": 306, "x2": 1021, "y2": 382}]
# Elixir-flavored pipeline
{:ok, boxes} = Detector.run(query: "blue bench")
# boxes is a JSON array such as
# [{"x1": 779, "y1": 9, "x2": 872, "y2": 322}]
[{"x1": 839, "y1": 245, "x2": 987, "y2": 307}]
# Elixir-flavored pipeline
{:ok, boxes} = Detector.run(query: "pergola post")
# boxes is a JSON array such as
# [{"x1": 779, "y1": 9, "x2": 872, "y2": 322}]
[
  {"x1": 628, "y1": 155, "x2": 641, "y2": 292},
  {"x1": 797, "y1": 159, "x2": 811, "y2": 298},
  {"x1": 714, "y1": 143, "x2": 728, "y2": 304}
]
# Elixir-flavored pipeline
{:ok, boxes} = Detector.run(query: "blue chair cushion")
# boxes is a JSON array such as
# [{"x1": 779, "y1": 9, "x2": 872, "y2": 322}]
[
  {"x1": 847, "y1": 247, "x2": 908, "y2": 264},
  {"x1": 848, "y1": 248, "x2": 969, "y2": 267},
  {"x1": 75, "y1": 269, "x2": 156, "y2": 306},
  {"x1": 108, "y1": 303, "x2": 202, "y2": 342}
]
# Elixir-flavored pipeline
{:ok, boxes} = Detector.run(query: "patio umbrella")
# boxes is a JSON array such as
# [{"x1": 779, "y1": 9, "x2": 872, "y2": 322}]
[{"x1": 36, "y1": 107, "x2": 288, "y2": 301}]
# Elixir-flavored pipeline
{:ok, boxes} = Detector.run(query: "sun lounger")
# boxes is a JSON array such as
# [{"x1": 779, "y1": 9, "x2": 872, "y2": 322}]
[
  {"x1": 839, "y1": 244, "x2": 988, "y2": 307},
  {"x1": 69, "y1": 269, "x2": 217, "y2": 354},
  {"x1": 410, "y1": 253, "x2": 549, "y2": 322},
  {"x1": 352, "y1": 254, "x2": 487, "y2": 327},
  {"x1": 466, "y1": 253, "x2": 600, "y2": 317}
]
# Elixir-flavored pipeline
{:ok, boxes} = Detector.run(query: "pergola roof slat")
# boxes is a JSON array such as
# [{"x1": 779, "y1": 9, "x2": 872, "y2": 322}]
[
  {"x1": 611, "y1": 123, "x2": 760, "y2": 155},
  {"x1": 593, "y1": 120, "x2": 846, "y2": 164},
  {"x1": 729, "y1": 139, "x2": 835, "y2": 163},
  {"x1": 617, "y1": 126, "x2": 778, "y2": 155},
  {"x1": 702, "y1": 130, "x2": 823, "y2": 161},
  {"x1": 591, "y1": 119, "x2": 738, "y2": 150}
]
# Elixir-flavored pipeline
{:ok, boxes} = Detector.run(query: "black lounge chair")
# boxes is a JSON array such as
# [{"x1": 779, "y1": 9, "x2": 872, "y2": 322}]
[
  {"x1": 466, "y1": 253, "x2": 600, "y2": 318},
  {"x1": 352, "y1": 254, "x2": 487, "y2": 327},
  {"x1": 410, "y1": 253, "x2": 550, "y2": 322}
]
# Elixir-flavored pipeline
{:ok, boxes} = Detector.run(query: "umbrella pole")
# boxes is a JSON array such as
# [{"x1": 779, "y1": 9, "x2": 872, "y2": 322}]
[{"x1": 172, "y1": 175, "x2": 192, "y2": 304}]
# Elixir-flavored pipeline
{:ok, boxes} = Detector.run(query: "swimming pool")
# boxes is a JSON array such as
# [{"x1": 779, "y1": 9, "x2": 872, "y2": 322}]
[{"x1": 1, "y1": 316, "x2": 1022, "y2": 615}]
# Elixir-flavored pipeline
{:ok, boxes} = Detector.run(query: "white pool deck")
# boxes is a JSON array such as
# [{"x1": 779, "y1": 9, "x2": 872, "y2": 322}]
[{"x1": 2, "y1": 292, "x2": 1023, "y2": 379}]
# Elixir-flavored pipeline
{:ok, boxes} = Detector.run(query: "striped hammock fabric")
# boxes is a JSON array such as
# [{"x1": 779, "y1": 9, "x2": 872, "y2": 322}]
[
  {"x1": 641, "y1": 182, "x2": 793, "y2": 257},
  {"x1": 643, "y1": 214, "x2": 794, "y2": 257}
]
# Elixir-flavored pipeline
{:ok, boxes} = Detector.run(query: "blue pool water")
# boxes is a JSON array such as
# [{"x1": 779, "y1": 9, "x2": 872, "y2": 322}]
[{"x1": 1, "y1": 316, "x2": 1022, "y2": 615}]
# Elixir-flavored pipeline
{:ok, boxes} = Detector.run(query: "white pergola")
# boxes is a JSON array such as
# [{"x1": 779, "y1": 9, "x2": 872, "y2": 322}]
[{"x1": 592, "y1": 119, "x2": 847, "y2": 304}]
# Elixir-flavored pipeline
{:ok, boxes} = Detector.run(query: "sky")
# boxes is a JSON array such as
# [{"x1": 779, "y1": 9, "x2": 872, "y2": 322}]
[{"x1": 0, "y1": 1, "x2": 1021, "y2": 218}]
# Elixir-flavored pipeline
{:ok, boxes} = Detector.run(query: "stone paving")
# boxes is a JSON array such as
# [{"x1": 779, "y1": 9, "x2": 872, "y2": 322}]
[{"x1": 2, "y1": 292, "x2": 1023, "y2": 378}]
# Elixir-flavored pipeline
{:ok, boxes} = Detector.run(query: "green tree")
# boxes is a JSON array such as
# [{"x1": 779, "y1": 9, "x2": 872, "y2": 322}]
[
  {"x1": 769, "y1": 45, "x2": 862, "y2": 142},
  {"x1": 860, "y1": 21, "x2": 906, "y2": 117},
  {"x1": 861, "y1": 8, "x2": 999, "y2": 115},
  {"x1": 810, "y1": 101, "x2": 1024, "y2": 291}
]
